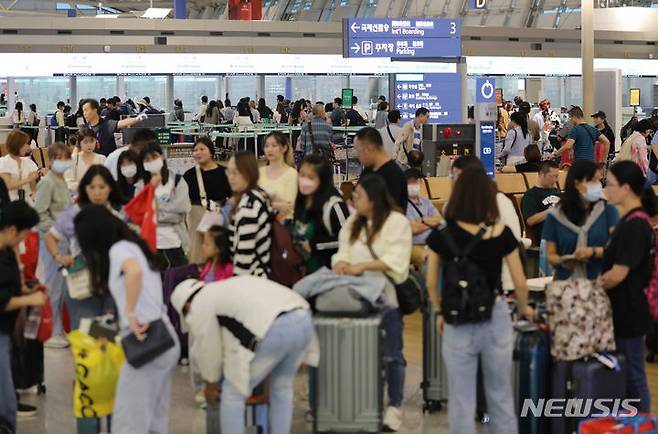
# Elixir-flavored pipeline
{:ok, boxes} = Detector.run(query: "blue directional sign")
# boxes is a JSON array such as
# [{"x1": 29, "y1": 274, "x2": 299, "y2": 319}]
[
  {"x1": 468, "y1": 0, "x2": 487, "y2": 9},
  {"x1": 393, "y1": 73, "x2": 462, "y2": 124},
  {"x1": 343, "y1": 18, "x2": 461, "y2": 59},
  {"x1": 479, "y1": 121, "x2": 496, "y2": 177},
  {"x1": 476, "y1": 77, "x2": 496, "y2": 104}
]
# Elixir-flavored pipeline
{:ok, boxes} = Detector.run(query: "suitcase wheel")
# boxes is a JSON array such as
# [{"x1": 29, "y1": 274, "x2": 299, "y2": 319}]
[
  {"x1": 37, "y1": 383, "x2": 46, "y2": 395},
  {"x1": 423, "y1": 400, "x2": 442, "y2": 413},
  {"x1": 476, "y1": 411, "x2": 490, "y2": 425}
]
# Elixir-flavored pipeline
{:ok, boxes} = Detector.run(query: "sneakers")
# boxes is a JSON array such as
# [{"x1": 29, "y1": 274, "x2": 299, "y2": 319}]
[
  {"x1": 17, "y1": 402, "x2": 37, "y2": 418},
  {"x1": 44, "y1": 335, "x2": 69, "y2": 349},
  {"x1": 383, "y1": 406, "x2": 402, "y2": 432}
]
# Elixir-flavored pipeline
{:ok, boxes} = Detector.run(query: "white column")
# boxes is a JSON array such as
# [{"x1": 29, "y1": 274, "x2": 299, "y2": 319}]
[
  {"x1": 69, "y1": 76, "x2": 77, "y2": 106},
  {"x1": 458, "y1": 58, "x2": 468, "y2": 123},
  {"x1": 7, "y1": 78, "x2": 16, "y2": 112},
  {"x1": 117, "y1": 76, "x2": 127, "y2": 100},
  {"x1": 215, "y1": 76, "x2": 222, "y2": 101},
  {"x1": 256, "y1": 75, "x2": 265, "y2": 101},
  {"x1": 581, "y1": 0, "x2": 595, "y2": 117},
  {"x1": 223, "y1": 76, "x2": 230, "y2": 102},
  {"x1": 165, "y1": 76, "x2": 174, "y2": 114}
]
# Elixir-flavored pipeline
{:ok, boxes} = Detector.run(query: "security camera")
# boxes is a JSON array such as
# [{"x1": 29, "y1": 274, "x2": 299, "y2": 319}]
[{"x1": 103, "y1": 45, "x2": 111, "y2": 53}]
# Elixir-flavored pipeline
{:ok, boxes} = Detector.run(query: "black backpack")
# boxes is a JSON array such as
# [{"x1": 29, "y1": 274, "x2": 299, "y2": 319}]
[{"x1": 439, "y1": 225, "x2": 496, "y2": 325}]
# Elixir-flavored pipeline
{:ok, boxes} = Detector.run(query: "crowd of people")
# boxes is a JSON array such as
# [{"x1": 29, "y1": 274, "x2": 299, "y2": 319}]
[{"x1": 0, "y1": 89, "x2": 657, "y2": 434}]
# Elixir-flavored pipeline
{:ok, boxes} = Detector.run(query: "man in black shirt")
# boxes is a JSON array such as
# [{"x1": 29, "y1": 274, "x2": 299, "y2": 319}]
[
  {"x1": 521, "y1": 161, "x2": 561, "y2": 245},
  {"x1": 82, "y1": 98, "x2": 145, "y2": 156},
  {"x1": 592, "y1": 111, "x2": 616, "y2": 161},
  {"x1": 355, "y1": 127, "x2": 408, "y2": 212},
  {"x1": 0, "y1": 201, "x2": 45, "y2": 431}
]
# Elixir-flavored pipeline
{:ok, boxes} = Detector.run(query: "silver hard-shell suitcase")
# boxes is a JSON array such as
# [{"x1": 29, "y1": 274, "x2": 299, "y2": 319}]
[
  {"x1": 312, "y1": 315, "x2": 385, "y2": 433},
  {"x1": 421, "y1": 302, "x2": 449, "y2": 413}
]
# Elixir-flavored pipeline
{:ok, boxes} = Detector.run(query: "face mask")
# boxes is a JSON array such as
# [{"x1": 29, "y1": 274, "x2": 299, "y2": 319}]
[
  {"x1": 120, "y1": 164, "x2": 137, "y2": 178},
  {"x1": 298, "y1": 176, "x2": 319, "y2": 196},
  {"x1": 52, "y1": 159, "x2": 72, "y2": 174},
  {"x1": 143, "y1": 158, "x2": 163, "y2": 174},
  {"x1": 407, "y1": 184, "x2": 421, "y2": 197},
  {"x1": 583, "y1": 183, "x2": 603, "y2": 203}
]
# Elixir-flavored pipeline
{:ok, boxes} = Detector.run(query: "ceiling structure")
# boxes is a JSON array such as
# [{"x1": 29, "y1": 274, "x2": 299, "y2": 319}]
[{"x1": 0, "y1": 0, "x2": 656, "y2": 26}]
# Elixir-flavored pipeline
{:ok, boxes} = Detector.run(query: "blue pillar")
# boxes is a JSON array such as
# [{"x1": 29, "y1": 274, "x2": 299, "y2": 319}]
[
  {"x1": 285, "y1": 77, "x2": 292, "y2": 100},
  {"x1": 174, "y1": 0, "x2": 186, "y2": 19}
]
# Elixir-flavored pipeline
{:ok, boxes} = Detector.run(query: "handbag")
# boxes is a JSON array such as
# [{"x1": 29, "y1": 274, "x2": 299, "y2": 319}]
[
  {"x1": 65, "y1": 255, "x2": 93, "y2": 300},
  {"x1": 195, "y1": 165, "x2": 223, "y2": 233},
  {"x1": 366, "y1": 244, "x2": 423, "y2": 315},
  {"x1": 121, "y1": 318, "x2": 175, "y2": 368}
]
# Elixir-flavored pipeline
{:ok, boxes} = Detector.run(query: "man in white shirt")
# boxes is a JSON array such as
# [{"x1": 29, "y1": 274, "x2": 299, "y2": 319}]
[
  {"x1": 378, "y1": 110, "x2": 403, "y2": 158},
  {"x1": 196, "y1": 95, "x2": 208, "y2": 121},
  {"x1": 105, "y1": 128, "x2": 155, "y2": 179},
  {"x1": 352, "y1": 96, "x2": 369, "y2": 122}
]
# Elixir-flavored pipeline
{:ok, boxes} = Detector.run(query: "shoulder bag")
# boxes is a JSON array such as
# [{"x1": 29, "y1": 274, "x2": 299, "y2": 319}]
[
  {"x1": 65, "y1": 255, "x2": 93, "y2": 300},
  {"x1": 195, "y1": 165, "x2": 224, "y2": 232},
  {"x1": 366, "y1": 242, "x2": 424, "y2": 315},
  {"x1": 121, "y1": 317, "x2": 175, "y2": 368}
]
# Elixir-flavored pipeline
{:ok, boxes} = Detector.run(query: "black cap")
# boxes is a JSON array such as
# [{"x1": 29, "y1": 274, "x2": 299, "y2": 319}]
[{"x1": 591, "y1": 111, "x2": 606, "y2": 119}]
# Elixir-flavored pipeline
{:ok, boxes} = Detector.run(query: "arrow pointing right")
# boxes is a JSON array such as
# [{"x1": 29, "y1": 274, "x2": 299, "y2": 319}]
[{"x1": 351, "y1": 43, "x2": 360, "y2": 54}]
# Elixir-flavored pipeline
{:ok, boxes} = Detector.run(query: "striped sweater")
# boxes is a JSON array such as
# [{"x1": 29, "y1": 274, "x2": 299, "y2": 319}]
[{"x1": 228, "y1": 188, "x2": 273, "y2": 277}]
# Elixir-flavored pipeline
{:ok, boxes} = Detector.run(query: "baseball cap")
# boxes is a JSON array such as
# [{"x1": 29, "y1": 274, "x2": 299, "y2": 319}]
[
  {"x1": 171, "y1": 279, "x2": 206, "y2": 331},
  {"x1": 591, "y1": 111, "x2": 607, "y2": 119}
]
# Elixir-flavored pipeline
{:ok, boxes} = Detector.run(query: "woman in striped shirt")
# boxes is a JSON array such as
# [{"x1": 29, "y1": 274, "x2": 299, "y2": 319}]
[{"x1": 227, "y1": 151, "x2": 273, "y2": 277}]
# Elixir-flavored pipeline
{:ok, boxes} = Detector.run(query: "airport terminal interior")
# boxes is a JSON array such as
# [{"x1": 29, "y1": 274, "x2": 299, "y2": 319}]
[{"x1": 1, "y1": 0, "x2": 658, "y2": 434}]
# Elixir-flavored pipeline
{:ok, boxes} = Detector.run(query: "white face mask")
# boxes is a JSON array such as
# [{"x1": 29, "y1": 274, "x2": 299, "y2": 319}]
[
  {"x1": 143, "y1": 158, "x2": 163, "y2": 174},
  {"x1": 120, "y1": 164, "x2": 137, "y2": 178},
  {"x1": 52, "y1": 159, "x2": 72, "y2": 174},
  {"x1": 407, "y1": 184, "x2": 421, "y2": 197}
]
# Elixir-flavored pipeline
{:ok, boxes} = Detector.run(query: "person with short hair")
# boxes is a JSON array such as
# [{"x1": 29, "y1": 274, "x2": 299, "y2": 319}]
[
  {"x1": 65, "y1": 127, "x2": 107, "y2": 192},
  {"x1": 405, "y1": 168, "x2": 442, "y2": 269},
  {"x1": 356, "y1": 127, "x2": 408, "y2": 212},
  {"x1": 592, "y1": 110, "x2": 616, "y2": 161},
  {"x1": 379, "y1": 109, "x2": 402, "y2": 157},
  {"x1": 615, "y1": 118, "x2": 653, "y2": 177},
  {"x1": 0, "y1": 201, "x2": 44, "y2": 433},
  {"x1": 501, "y1": 144, "x2": 542, "y2": 173},
  {"x1": 351, "y1": 95, "x2": 369, "y2": 122},
  {"x1": 34, "y1": 142, "x2": 74, "y2": 348},
  {"x1": 520, "y1": 161, "x2": 561, "y2": 246},
  {"x1": 330, "y1": 98, "x2": 346, "y2": 127},
  {"x1": 300, "y1": 104, "x2": 333, "y2": 158},
  {"x1": 82, "y1": 98, "x2": 145, "y2": 156},
  {"x1": 0, "y1": 130, "x2": 39, "y2": 204},
  {"x1": 105, "y1": 127, "x2": 156, "y2": 180},
  {"x1": 392, "y1": 107, "x2": 430, "y2": 168},
  {"x1": 375, "y1": 101, "x2": 389, "y2": 129},
  {"x1": 551, "y1": 106, "x2": 610, "y2": 162}
]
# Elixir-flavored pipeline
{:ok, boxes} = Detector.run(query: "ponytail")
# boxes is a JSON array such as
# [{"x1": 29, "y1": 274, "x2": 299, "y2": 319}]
[{"x1": 510, "y1": 111, "x2": 528, "y2": 139}]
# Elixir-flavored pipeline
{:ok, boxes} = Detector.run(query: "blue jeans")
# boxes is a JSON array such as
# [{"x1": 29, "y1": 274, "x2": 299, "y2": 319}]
[
  {"x1": 383, "y1": 308, "x2": 405, "y2": 408},
  {"x1": 616, "y1": 336, "x2": 651, "y2": 413},
  {"x1": 442, "y1": 300, "x2": 517, "y2": 434},
  {"x1": 0, "y1": 334, "x2": 16, "y2": 430},
  {"x1": 220, "y1": 309, "x2": 313, "y2": 434},
  {"x1": 40, "y1": 237, "x2": 67, "y2": 336}
]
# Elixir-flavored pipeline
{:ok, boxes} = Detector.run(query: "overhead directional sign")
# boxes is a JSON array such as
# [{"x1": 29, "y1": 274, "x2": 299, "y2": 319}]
[
  {"x1": 476, "y1": 77, "x2": 496, "y2": 104},
  {"x1": 343, "y1": 18, "x2": 461, "y2": 59},
  {"x1": 393, "y1": 73, "x2": 462, "y2": 124},
  {"x1": 468, "y1": 0, "x2": 487, "y2": 9}
]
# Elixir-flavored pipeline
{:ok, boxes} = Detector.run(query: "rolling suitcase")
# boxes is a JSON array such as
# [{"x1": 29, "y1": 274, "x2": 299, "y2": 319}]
[
  {"x1": 313, "y1": 315, "x2": 384, "y2": 433},
  {"x1": 512, "y1": 322, "x2": 550, "y2": 434},
  {"x1": 206, "y1": 382, "x2": 269, "y2": 434},
  {"x1": 421, "y1": 302, "x2": 448, "y2": 413},
  {"x1": 76, "y1": 417, "x2": 111, "y2": 434},
  {"x1": 550, "y1": 353, "x2": 626, "y2": 434}
]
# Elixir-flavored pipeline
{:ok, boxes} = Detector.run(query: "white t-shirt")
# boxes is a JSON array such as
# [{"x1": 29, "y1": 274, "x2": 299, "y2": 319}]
[
  {"x1": 0, "y1": 155, "x2": 39, "y2": 204},
  {"x1": 66, "y1": 152, "x2": 107, "y2": 191},
  {"x1": 105, "y1": 147, "x2": 129, "y2": 180},
  {"x1": 378, "y1": 124, "x2": 403, "y2": 157},
  {"x1": 109, "y1": 240, "x2": 165, "y2": 330}
]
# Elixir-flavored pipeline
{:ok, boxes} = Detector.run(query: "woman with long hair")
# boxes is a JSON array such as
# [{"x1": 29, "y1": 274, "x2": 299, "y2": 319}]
[
  {"x1": 116, "y1": 150, "x2": 143, "y2": 203},
  {"x1": 543, "y1": 160, "x2": 619, "y2": 280},
  {"x1": 74, "y1": 205, "x2": 179, "y2": 434},
  {"x1": 227, "y1": 151, "x2": 273, "y2": 277},
  {"x1": 27, "y1": 103, "x2": 40, "y2": 145},
  {"x1": 425, "y1": 167, "x2": 532, "y2": 434},
  {"x1": 501, "y1": 111, "x2": 532, "y2": 166},
  {"x1": 11, "y1": 102, "x2": 25, "y2": 129},
  {"x1": 140, "y1": 143, "x2": 191, "y2": 269},
  {"x1": 258, "y1": 131, "x2": 297, "y2": 220},
  {"x1": 293, "y1": 154, "x2": 349, "y2": 272},
  {"x1": 65, "y1": 127, "x2": 107, "y2": 192},
  {"x1": 257, "y1": 97, "x2": 273, "y2": 120},
  {"x1": 332, "y1": 175, "x2": 411, "y2": 431},
  {"x1": 45, "y1": 165, "x2": 122, "y2": 329},
  {"x1": 600, "y1": 160, "x2": 656, "y2": 413},
  {"x1": 204, "y1": 100, "x2": 222, "y2": 125}
]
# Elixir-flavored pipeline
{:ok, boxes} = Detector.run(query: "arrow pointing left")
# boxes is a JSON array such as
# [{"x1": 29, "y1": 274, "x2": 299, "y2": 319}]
[
  {"x1": 351, "y1": 22, "x2": 358, "y2": 33},
  {"x1": 351, "y1": 43, "x2": 360, "y2": 54}
]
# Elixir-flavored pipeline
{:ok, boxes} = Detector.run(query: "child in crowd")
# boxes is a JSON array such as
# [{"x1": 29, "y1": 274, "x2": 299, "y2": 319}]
[{"x1": 199, "y1": 225, "x2": 233, "y2": 283}]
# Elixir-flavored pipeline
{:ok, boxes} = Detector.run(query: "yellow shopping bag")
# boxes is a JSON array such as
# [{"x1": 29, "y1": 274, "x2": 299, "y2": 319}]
[{"x1": 68, "y1": 330, "x2": 125, "y2": 418}]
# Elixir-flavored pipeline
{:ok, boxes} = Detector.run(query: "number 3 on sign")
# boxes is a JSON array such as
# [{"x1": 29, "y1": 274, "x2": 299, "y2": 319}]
[{"x1": 450, "y1": 22, "x2": 456, "y2": 34}]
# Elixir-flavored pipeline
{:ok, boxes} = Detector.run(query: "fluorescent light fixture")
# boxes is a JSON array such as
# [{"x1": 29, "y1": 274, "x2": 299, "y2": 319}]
[{"x1": 141, "y1": 7, "x2": 171, "y2": 18}]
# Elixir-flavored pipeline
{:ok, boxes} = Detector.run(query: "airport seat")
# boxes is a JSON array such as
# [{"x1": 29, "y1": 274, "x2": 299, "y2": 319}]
[
  {"x1": 419, "y1": 178, "x2": 430, "y2": 198},
  {"x1": 425, "y1": 177, "x2": 452, "y2": 200},
  {"x1": 653, "y1": 185, "x2": 658, "y2": 197},
  {"x1": 557, "y1": 170, "x2": 568, "y2": 191},
  {"x1": 522, "y1": 172, "x2": 539, "y2": 189},
  {"x1": 495, "y1": 173, "x2": 527, "y2": 195}
]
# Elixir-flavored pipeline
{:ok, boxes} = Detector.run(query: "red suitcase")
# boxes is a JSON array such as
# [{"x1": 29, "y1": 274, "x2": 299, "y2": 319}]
[{"x1": 579, "y1": 413, "x2": 658, "y2": 434}]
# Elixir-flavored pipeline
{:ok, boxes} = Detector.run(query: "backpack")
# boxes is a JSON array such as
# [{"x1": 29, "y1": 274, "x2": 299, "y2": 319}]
[
  {"x1": 267, "y1": 218, "x2": 305, "y2": 288},
  {"x1": 439, "y1": 225, "x2": 496, "y2": 325},
  {"x1": 626, "y1": 210, "x2": 658, "y2": 320},
  {"x1": 50, "y1": 113, "x2": 58, "y2": 127}
]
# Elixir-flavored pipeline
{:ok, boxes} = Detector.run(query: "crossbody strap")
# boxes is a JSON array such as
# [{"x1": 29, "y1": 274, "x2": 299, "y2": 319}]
[
  {"x1": 365, "y1": 240, "x2": 397, "y2": 287},
  {"x1": 195, "y1": 165, "x2": 208, "y2": 209},
  {"x1": 386, "y1": 124, "x2": 396, "y2": 143},
  {"x1": 581, "y1": 124, "x2": 597, "y2": 147}
]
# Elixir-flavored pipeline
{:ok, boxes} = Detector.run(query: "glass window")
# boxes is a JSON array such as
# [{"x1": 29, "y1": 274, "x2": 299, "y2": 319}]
[
  {"x1": 564, "y1": 77, "x2": 582, "y2": 108},
  {"x1": 349, "y1": 76, "x2": 373, "y2": 110},
  {"x1": 124, "y1": 76, "x2": 167, "y2": 110},
  {"x1": 541, "y1": 77, "x2": 562, "y2": 109},
  {"x1": 14, "y1": 77, "x2": 70, "y2": 116},
  {"x1": 291, "y1": 76, "x2": 316, "y2": 102},
  {"x1": 77, "y1": 77, "x2": 117, "y2": 101},
  {"x1": 264, "y1": 76, "x2": 286, "y2": 108},
  {"x1": 316, "y1": 76, "x2": 348, "y2": 106},
  {"x1": 227, "y1": 76, "x2": 257, "y2": 102},
  {"x1": 174, "y1": 76, "x2": 220, "y2": 115}
]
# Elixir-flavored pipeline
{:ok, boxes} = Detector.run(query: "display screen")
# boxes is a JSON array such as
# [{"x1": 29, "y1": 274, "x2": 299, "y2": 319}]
[
  {"x1": 341, "y1": 88, "x2": 353, "y2": 108},
  {"x1": 630, "y1": 88, "x2": 641, "y2": 106},
  {"x1": 393, "y1": 73, "x2": 462, "y2": 124}
]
